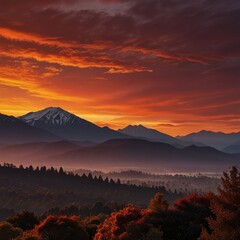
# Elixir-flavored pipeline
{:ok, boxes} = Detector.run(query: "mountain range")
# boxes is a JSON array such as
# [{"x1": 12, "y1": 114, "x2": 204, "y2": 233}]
[
  {"x1": 0, "y1": 107, "x2": 239, "y2": 172},
  {"x1": 178, "y1": 130, "x2": 240, "y2": 151},
  {"x1": 19, "y1": 107, "x2": 127, "y2": 142},
  {"x1": 50, "y1": 138, "x2": 238, "y2": 172},
  {"x1": 1, "y1": 107, "x2": 239, "y2": 152},
  {"x1": 0, "y1": 138, "x2": 238, "y2": 172},
  {"x1": 118, "y1": 124, "x2": 184, "y2": 147}
]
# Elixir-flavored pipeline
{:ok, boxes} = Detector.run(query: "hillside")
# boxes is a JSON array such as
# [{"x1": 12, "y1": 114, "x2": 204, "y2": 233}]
[
  {"x1": 0, "y1": 139, "x2": 238, "y2": 172},
  {"x1": 0, "y1": 113, "x2": 60, "y2": 144},
  {"x1": 48, "y1": 139, "x2": 238, "y2": 172},
  {"x1": 0, "y1": 164, "x2": 179, "y2": 213}
]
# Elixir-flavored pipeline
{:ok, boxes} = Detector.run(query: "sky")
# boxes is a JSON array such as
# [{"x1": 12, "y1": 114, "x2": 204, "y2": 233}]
[{"x1": 0, "y1": 0, "x2": 239, "y2": 136}]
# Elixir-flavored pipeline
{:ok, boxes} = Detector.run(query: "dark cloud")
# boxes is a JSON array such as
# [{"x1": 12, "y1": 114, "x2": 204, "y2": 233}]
[
  {"x1": 0, "y1": 0, "x2": 239, "y2": 134},
  {"x1": 1, "y1": 0, "x2": 240, "y2": 65}
]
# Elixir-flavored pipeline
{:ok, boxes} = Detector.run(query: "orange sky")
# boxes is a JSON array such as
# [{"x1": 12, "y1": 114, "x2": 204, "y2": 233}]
[{"x1": 0, "y1": 0, "x2": 239, "y2": 136}]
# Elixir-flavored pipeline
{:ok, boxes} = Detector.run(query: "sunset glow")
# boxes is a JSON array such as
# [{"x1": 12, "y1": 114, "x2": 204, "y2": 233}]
[{"x1": 0, "y1": 0, "x2": 239, "y2": 136}]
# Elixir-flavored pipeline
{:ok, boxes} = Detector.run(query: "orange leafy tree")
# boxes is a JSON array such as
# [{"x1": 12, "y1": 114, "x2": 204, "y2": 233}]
[
  {"x1": 94, "y1": 205, "x2": 163, "y2": 240},
  {"x1": 200, "y1": 166, "x2": 240, "y2": 240}
]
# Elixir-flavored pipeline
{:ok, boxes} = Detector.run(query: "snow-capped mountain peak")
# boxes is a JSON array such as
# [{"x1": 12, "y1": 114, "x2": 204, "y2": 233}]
[
  {"x1": 19, "y1": 107, "x2": 87, "y2": 127},
  {"x1": 19, "y1": 107, "x2": 127, "y2": 142}
]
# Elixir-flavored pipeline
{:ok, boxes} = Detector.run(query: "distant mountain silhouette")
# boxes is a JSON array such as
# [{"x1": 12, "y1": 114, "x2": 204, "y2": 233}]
[
  {"x1": 223, "y1": 142, "x2": 240, "y2": 154},
  {"x1": 0, "y1": 113, "x2": 59, "y2": 144},
  {"x1": 19, "y1": 107, "x2": 129, "y2": 142},
  {"x1": 178, "y1": 130, "x2": 240, "y2": 150},
  {"x1": 0, "y1": 141, "x2": 80, "y2": 165},
  {"x1": 0, "y1": 138, "x2": 238, "y2": 172},
  {"x1": 41, "y1": 139, "x2": 239, "y2": 172},
  {"x1": 71, "y1": 140, "x2": 97, "y2": 147},
  {"x1": 119, "y1": 125, "x2": 184, "y2": 147}
]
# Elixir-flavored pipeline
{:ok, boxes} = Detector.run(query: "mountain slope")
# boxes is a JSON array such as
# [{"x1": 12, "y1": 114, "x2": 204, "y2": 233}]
[
  {"x1": 178, "y1": 130, "x2": 240, "y2": 150},
  {"x1": 0, "y1": 138, "x2": 238, "y2": 172},
  {"x1": 19, "y1": 107, "x2": 128, "y2": 142},
  {"x1": 0, "y1": 113, "x2": 60, "y2": 144},
  {"x1": 45, "y1": 139, "x2": 239, "y2": 172},
  {"x1": 223, "y1": 142, "x2": 240, "y2": 154},
  {"x1": 118, "y1": 125, "x2": 183, "y2": 147},
  {"x1": 0, "y1": 141, "x2": 80, "y2": 165}
]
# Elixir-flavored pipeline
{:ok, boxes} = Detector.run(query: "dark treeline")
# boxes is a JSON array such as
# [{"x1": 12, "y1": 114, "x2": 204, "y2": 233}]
[
  {"x1": 0, "y1": 166, "x2": 239, "y2": 240},
  {"x1": 0, "y1": 163, "x2": 181, "y2": 214},
  {"x1": 74, "y1": 169, "x2": 221, "y2": 193}
]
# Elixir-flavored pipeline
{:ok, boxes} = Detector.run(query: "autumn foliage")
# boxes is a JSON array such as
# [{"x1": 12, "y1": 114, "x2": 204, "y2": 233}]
[
  {"x1": 94, "y1": 205, "x2": 163, "y2": 240},
  {"x1": 0, "y1": 166, "x2": 239, "y2": 240}
]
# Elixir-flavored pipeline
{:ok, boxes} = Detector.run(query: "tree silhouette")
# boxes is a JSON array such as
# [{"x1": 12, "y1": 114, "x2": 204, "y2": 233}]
[{"x1": 0, "y1": 164, "x2": 175, "y2": 213}]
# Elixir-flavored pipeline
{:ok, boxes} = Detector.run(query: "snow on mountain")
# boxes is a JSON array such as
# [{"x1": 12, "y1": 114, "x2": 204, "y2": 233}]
[
  {"x1": 20, "y1": 107, "x2": 89, "y2": 127},
  {"x1": 19, "y1": 107, "x2": 128, "y2": 142}
]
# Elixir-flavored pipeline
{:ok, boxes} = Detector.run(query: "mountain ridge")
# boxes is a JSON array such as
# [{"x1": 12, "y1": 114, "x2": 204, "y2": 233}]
[
  {"x1": 0, "y1": 113, "x2": 60, "y2": 144},
  {"x1": 178, "y1": 130, "x2": 240, "y2": 150},
  {"x1": 19, "y1": 107, "x2": 129, "y2": 142},
  {"x1": 40, "y1": 138, "x2": 239, "y2": 172},
  {"x1": 118, "y1": 124, "x2": 184, "y2": 147}
]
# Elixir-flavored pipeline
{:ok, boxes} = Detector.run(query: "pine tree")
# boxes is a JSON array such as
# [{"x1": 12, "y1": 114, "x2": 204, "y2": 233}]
[
  {"x1": 200, "y1": 166, "x2": 240, "y2": 240},
  {"x1": 88, "y1": 173, "x2": 93, "y2": 180}
]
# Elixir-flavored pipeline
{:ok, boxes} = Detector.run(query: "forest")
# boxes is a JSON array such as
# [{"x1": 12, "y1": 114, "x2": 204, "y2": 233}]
[
  {"x1": 0, "y1": 163, "x2": 181, "y2": 214},
  {"x1": 73, "y1": 169, "x2": 221, "y2": 194},
  {"x1": 0, "y1": 164, "x2": 239, "y2": 239}
]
